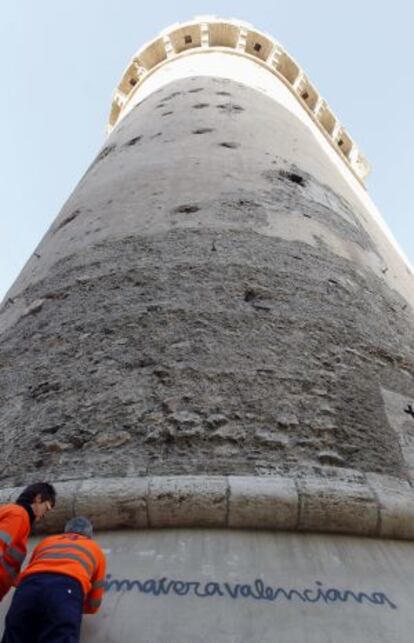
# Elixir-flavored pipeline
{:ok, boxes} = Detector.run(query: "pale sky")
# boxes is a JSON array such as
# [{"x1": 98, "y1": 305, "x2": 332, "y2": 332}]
[{"x1": 1, "y1": 1, "x2": 413, "y2": 301}]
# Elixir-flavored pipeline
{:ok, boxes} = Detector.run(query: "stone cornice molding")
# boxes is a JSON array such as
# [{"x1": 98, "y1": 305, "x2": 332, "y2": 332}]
[
  {"x1": 2, "y1": 474, "x2": 414, "y2": 540},
  {"x1": 108, "y1": 16, "x2": 370, "y2": 184}
]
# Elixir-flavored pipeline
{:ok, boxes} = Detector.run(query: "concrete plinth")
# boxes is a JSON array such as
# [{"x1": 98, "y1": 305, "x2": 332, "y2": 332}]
[{"x1": 0, "y1": 529, "x2": 411, "y2": 642}]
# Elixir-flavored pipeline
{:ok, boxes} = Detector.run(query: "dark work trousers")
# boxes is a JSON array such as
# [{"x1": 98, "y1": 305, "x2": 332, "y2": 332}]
[
  {"x1": 0, "y1": 573, "x2": 10, "y2": 602},
  {"x1": 1, "y1": 573, "x2": 83, "y2": 643}
]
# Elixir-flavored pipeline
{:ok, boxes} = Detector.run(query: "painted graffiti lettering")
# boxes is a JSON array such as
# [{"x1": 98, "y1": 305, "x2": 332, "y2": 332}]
[{"x1": 104, "y1": 576, "x2": 397, "y2": 610}]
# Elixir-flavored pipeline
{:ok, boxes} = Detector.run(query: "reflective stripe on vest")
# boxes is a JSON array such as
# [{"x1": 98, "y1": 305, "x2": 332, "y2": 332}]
[
  {"x1": 0, "y1": 556, "x2": 18, "y2": 580},
  {"x1": 35, "y1": 552, "x2": 92, "y2": 575},
  {"x1": 0, "y1": 531, "x2": 12, "y2": 546},
  {"x1": 35, "y1": 543, "x2": 97, "y2": 573},
  {"x1": 92, "y1": 580, "x2": 105, "y2": 590},
  {"x1": 6, "y1": 546, "x2": 25, "y2": 564},
  {"x1": 87, "y1": 598, "x2": 101, "y2": 608}
]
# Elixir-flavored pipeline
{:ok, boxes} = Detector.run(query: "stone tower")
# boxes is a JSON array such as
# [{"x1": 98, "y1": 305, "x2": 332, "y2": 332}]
[{"x1": 1, "y1": 16, "x2": 414, "y2": 642}]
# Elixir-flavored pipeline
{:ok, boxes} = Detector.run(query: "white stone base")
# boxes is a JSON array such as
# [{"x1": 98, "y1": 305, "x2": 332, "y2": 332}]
[{"x1": 2, "y1": 473, "x2": 414, "y2": 539}]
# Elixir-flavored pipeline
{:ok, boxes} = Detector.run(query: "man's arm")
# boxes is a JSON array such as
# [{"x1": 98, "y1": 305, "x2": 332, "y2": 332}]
[
  {"x1": 0, "y1": 512, "x2": 27, "y2": 550},
  {"x1": 0, "y1": 512, "x2": 30, "y2": 591},
  {"x1": 84, "y1": 547, "x2": 106, "y2": 614}
]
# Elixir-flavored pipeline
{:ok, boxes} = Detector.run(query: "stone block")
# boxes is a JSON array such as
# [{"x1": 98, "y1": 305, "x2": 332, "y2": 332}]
[
  {"x1": 148, "y1": 476, "x2": 227, "y2": 527},
  {"x1": 75, "y1": 477, "x2": 148, "y2": 530},
  {"x1": 297, "y1": 478, "x2": 378, "y2": 536},
  {"x1": 0, "y1": 486, "x2": 22, "y2": 505},
  {"x1": 228, "y1": 476, "x2": 298, "y2": 529},
  {"x1": 23, "y1": 298, "x2": 45, "y2": 316},
  {"x1": 367, "y1": 473, "x2": 414, "y2": 539}
]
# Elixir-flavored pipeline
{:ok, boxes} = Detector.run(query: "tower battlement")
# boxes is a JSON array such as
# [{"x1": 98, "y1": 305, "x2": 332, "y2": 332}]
[{"x1": 109, "y1": 16, "x2": 370, "y2": 183}]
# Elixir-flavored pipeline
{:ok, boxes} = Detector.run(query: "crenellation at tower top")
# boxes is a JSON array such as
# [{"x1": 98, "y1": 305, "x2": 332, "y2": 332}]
[{"x1": 108, "y1": 16, "x2": 370, "y2": 183}]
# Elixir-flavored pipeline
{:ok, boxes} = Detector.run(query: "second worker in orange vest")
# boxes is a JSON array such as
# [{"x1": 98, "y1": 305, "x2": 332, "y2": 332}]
[
  {"x1": 0, "y1": 482, "x2": 56, "y2": 601},
  {"x1": 1, "y1": 517, "x2": 106, "y2": 643}
]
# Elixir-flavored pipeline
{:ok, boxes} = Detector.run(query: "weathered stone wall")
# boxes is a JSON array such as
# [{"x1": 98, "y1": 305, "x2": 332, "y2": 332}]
[{"x1": 1, "y1": 77, "x2": 414, "y2": 490}]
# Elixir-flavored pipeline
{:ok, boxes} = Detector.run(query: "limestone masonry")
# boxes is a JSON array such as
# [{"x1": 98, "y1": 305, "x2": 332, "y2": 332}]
[
  {"x1": 1, "y1": 16, "x2": 414, "y2": 536},
  {"x1": 3, "y1": 16, "x2": 414, "y2": 643}
]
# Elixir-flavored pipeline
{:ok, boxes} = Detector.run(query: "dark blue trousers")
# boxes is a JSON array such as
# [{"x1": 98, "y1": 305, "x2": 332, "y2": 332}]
[{"x1": 1, "y1": 573, "x2": 83, "y2": 643}]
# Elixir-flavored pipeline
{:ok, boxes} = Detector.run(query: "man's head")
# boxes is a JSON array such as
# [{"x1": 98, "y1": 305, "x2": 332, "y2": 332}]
[
  {"x1": 64, "y1": 516, "x2": 93, "y2": 538},
  {"x1": 16, "y1": 482, "x2": 56, "y2": 521}
]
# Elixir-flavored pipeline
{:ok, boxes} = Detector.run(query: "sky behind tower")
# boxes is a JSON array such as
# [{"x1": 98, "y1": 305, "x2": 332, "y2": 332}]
[{"x1": 1, "y1": 1, "x2": 413, "y2": 301}]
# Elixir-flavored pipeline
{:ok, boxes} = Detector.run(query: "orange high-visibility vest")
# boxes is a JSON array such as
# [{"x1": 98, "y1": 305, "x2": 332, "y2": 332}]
[
  {"x1": 0, "y1": 504, "x2": 30, "y2": 600},
  {"x1": 20, "y1": 533, "x2": 106, "y2": 614}
]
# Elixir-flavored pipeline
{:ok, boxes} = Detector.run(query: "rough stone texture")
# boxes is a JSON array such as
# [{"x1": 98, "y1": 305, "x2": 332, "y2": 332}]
[
  {"x1": 0, "y1": 77, "x2": 414, "y2": 496},
  {"x1": 75, "y1": 477, "x2": 148, "y2": 530},
  {"x1": 297, "y1": 476, "x2": 378, "y2": 535},
  {"x1": 2, "y1": 473, "x2": 414, "y2": 538},
  {"x1": 380, "y1": 386, "x2": 414, "y2": 481},
  {"x1": 228, "y1": 476, "x2": 298, "y2": 529},
  {"x1": 367, "y1": 473, "x2": 414, "y2": 539},
  {"x1": 0, "y1": 487, "x2": 18, "y2": 505},
  {"x1": 148, "y1": 476, "x2": 228, "y2": 527}
]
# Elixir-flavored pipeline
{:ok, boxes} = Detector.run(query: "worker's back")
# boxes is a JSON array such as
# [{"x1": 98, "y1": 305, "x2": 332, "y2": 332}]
[
  {"x1": 20, "y1": 531, "x2": 106, "y2": 613},
  {"x1": 2, "y1": 516, "x2": 104, "y2": 643}
]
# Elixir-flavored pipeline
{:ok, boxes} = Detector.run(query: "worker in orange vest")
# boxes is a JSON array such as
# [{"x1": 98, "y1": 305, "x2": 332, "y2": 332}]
[
  {"x1": 1, "y1": 516, "x2": 106, "y2": 643},
  {"x1": 0, "y1": 482, "x2": 56, "y2": 601}
]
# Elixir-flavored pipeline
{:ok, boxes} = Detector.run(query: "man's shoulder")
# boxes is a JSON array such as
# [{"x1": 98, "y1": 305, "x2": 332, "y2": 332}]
[
  {"x1": 88, "y1": 538, "x2": 106, "y2": 561},
  {"x1": 0, "y1": 503, "x2": 27, "y2": 519},
  {"x1": 36, "y1": 534, "x2": 59, "y2": 547},
  {"x1": 41, "y1": 533, "x2": 103, "y2": 552}
]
